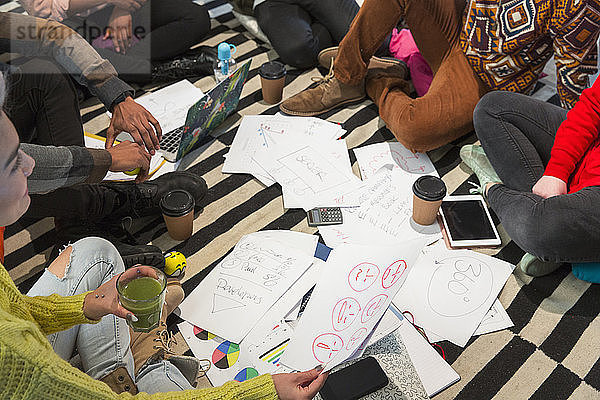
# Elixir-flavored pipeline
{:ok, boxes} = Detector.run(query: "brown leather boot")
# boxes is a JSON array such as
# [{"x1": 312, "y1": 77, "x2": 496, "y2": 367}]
[
  {"x1": 279, "y1": 64, "x2": 366, "y2": 117},
  {"x1": 99, "y1": 366, "x2": 138, "y2": 394},
  {"x1": 129, "y1": 280, "x2": 185, "y2": 376},
  {"x1": 365, "y1": 63, "x2": 412, "y2": 107},
  {"x1": 317, "y1": 46, "x2": 408, "y2": 72}
]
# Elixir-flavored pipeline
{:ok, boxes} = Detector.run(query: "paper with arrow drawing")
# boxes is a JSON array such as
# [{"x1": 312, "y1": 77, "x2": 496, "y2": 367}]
[{"x1": 178, "y1": 233, "x2": 314, "y2": 343}]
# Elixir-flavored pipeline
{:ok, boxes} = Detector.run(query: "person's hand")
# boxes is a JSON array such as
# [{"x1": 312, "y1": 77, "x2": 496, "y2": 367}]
[
  {"x1": 83, "y1": 265, "x2": 159, "y2": 321},
  {"x1": 109, "y1": 0, "x2": 146, "y2": 12},
  {"x1": 106, "y1": 140, "x2": 151, "y2": 182},
  {"x1": 104, "y1": 8, "x2": 132, "y2": 54},
  {"x1": 272, "y1": 368, "x2": 329, "y2": 400},
  {"x1": 108, "y1": 96, "x2": 162, "y2": 155},
  {"x1": 532, "y1": 175, "x2": 567, "y2": 198}
]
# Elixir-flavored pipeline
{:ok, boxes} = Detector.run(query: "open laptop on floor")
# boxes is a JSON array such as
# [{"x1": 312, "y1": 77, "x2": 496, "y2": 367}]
[{"x1": 158, "y1": 60, "x2": 251, "y2": 161}]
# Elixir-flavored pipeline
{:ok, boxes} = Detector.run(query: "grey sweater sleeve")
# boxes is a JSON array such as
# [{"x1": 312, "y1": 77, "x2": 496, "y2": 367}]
[
  {"x1": 0, "y1": 12, "x2": 134, "y2": 108},
  {"x1": 22, "y1": 143, "x2": 112, "y2": 194}
]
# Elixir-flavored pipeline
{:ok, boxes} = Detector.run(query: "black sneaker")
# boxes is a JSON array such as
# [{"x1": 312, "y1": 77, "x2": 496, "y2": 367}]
[
  {"x1": 53, "y1": 218, "x2": 165, "y2": 269},
  {"x1": 102, "y1": 172, "x2": 208, "y2": 219}
]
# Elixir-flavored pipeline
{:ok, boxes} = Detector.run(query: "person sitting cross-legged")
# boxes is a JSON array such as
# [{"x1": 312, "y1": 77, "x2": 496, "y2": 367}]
[
  {"x1": 461, "y1": 84, "x2": 600, "y2": 277},
  {"x1": 280, "y1": 0, "x2": 600, "y2": 152}
]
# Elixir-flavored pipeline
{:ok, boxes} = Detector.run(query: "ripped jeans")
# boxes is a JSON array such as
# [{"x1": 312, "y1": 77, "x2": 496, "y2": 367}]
[{"x1": 27, "y1": 237, "x2": 193, "y2": 393}]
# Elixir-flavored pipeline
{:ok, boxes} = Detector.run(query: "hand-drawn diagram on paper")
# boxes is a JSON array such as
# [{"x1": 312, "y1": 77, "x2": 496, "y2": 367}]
[
  {"x1": 178, "y1": 233, "x2": 314, "y2": 343},
  {"x1": 353, "y1": 142, "x2": 436, "y2": 180},
  {"x1": 281, "y1": 240, "x2": 428, "y2": 371},
  {"x1": 393, "y1": 243, "x2": 514, "y2": 347}
]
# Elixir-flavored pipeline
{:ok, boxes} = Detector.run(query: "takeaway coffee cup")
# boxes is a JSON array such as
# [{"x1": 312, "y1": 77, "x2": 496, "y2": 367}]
[
  {"x1": 160, "y1": 189, "x2": 195, "y2": 240},
  {"x1": 412, "y1": 175, "x2": 447, "y2": 225},
  {"x1": 259, "y1": 61, "x2": 286, "y2": 104}
]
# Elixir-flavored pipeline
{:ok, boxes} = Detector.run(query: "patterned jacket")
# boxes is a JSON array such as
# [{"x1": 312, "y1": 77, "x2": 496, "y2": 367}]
[{"x1": 461, "y1": 0, "x2": 600, "y2": 108}]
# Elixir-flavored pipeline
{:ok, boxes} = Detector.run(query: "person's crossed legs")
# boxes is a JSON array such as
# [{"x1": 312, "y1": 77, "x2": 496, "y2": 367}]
[
  {"x1": 472, "y1": 91, "x2": 600, "y2": 264},
  {"x1": 27, "y1": 236, "x2": 195, "y2": 393},
  {"x1": 281, "y1": 0, "x2": 489, "y2": 152}
]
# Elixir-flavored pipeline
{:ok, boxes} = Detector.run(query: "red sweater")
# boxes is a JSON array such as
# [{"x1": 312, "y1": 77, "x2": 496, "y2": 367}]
[{"x1": 544, "y1": 77, "x2": 600, "y2": 193}]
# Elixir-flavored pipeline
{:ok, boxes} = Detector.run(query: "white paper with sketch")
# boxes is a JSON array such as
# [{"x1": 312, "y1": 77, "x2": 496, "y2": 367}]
[
  {"x1": 277, "y1": 139, "x2": 357, "y2": 209},
  {"x1": 178, "y1": 319, "x2": 293, "y2": 387},
  {"x1": 318, "y1": 168, "x2": 441, "y2": 248},
  {"x1": 393, "y1": 242, "x2": 514, "y2": 347},
  {"x1": 178, "y1": 233, "x2": 314, "y2": 343},
  {"x1": 222, "y1": 115, "x2": 343, "y2": 183},
  {"x1": 353, "y1": 142, "x2": 436, "y2": 180},
  {"x1": 281, "y1": 239, "x2": 428, "y2": 371},
  {"x1": 131, "y1": 80, "x2": 204, "y2": 133},
  {"x1": 179, "y1": 255, "x2": 326, "y2": 385},
  {"x1": 253, "y1": 143, "x2": 362, "y2": 210}
]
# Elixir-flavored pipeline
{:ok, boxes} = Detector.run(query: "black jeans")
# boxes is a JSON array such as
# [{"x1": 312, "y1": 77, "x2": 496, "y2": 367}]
[
  {"x1": 64, "y1": 0, "x2": 210, "y2": 82},
  {"x1": 4, "y1": 58, "x2": 120, "y2": 221},
  {"x1": 474, "y1": 91, "x2": 600, "y2": 263},
  {"x1": 255, "y1": 0, "x2": 388, "y2": 69},
  {"x1": 5, "y1": 57, "x2": 83, "y2": 147}
]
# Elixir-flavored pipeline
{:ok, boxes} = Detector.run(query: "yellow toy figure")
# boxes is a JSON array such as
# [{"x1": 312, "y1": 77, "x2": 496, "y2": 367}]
[{"x1": 164, "y1": 251, "x2": 187, "y2": 278}]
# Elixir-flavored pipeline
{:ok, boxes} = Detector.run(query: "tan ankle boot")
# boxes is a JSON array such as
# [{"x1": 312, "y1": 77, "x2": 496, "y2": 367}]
[
  {"x1": 129, "y1": 280, "x2": 184, "y2": 376},
  {"x1": 280, "y1": 64, "x2": 366, "y2": 117},
  {"x1": 318, "y1": 46, "x2": 409, "y2": 74}
]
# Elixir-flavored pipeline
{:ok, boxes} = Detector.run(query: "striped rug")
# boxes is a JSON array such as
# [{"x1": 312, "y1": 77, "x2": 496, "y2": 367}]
[{"x1": 2, "y1": 1, "x2": 599, "y2": 398}]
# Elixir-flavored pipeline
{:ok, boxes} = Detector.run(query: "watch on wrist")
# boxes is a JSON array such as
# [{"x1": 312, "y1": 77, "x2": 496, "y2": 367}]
[{"x1": 110, "y1": 92, "x2": 133, "y2": 112}]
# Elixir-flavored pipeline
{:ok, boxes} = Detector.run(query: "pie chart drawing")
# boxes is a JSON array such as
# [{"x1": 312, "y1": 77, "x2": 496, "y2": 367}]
[
  {"x1": 234, "y1": 367, "x2": 259, "y2": 382},
  {"x1": 193, "y1": 326, "x2": 216, "y2": 341},
  {"x1": 212, "y1": 341, "x2": 240, "y2": 369}
]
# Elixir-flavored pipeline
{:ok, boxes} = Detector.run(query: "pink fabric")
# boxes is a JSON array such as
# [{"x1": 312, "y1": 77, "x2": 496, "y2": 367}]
[{"x1": 388, "y1": 28, "x2": 433, "y2": 97}]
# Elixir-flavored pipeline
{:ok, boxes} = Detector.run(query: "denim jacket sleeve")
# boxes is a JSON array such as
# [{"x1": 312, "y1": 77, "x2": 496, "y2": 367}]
[
  {"x1": 0, "y1": 12, "x2": 134, "y2": 108},
  {"x1": 21, "y1": 143, "x2": 111, "y2": 194}
]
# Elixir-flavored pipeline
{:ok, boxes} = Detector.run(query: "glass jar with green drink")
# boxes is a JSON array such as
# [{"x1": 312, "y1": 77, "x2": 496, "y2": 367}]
[{"x1": 117, "y1": 266, "x2": 167, "y2": 332}]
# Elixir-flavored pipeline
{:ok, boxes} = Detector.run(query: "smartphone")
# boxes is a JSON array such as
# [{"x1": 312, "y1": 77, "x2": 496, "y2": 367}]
[
  {"x1": 439, "y1": 195, "x2": 501, "y2": 248},
  {"x1": 320, "y1": 357, "x2": 389, "y2": 400}
]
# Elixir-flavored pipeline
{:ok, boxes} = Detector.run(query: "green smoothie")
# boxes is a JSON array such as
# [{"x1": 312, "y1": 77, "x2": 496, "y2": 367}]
[{"x1": 119, "y1": 276, "x2": 165, "y2": 332}]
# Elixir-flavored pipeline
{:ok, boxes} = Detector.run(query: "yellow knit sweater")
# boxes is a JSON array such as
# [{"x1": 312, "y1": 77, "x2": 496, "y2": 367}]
[{"x1": 0, "y1": 263, "x2": 278, "y2": 399}]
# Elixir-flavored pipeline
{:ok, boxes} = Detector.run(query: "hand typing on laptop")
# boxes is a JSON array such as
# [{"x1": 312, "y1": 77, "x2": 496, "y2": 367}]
[{"x1": 107, "y1": 96, "x2": 163, "y2": 155}]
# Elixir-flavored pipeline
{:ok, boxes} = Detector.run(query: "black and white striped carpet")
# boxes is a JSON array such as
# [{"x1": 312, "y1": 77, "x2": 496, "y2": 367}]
[{"x1": 2, "y1": 1, "x2": 599, "y2": 398}]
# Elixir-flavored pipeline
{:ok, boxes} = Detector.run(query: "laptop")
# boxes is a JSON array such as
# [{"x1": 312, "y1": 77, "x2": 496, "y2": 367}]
[{"x1": 158, "y1": 60, "x2": 251, "y2": 161}]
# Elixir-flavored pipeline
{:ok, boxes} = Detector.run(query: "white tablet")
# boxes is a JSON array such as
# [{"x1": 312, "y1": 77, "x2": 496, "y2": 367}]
[{"x1": 439, "y1": 195, "x2": 501, "y2": 248}]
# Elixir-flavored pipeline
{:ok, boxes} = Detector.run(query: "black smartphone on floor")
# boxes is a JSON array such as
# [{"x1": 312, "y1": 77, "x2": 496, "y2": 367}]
[{"x1": 319, "y1": 356, "x2": 389, "y2": 400}]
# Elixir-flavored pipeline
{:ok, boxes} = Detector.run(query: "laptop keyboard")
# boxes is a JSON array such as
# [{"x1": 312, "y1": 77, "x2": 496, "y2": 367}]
[{"x1": 159, "y1": 126, "x2": 184, "y2": 154}]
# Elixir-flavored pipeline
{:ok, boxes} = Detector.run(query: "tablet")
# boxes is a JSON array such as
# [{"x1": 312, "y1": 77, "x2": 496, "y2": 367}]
[{"x1": 439, "y1": 195, "x2": 501, "y2": 248}]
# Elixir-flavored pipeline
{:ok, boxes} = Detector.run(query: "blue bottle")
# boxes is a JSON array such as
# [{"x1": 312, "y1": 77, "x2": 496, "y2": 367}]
[{"x1": 213, "y1": 42, "x2": 237, "y2": 82}]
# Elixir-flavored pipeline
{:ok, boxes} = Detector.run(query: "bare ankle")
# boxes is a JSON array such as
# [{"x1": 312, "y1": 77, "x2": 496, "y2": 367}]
[{"x1": 484, "y1": 182, "x2": 500, "y2": 197}]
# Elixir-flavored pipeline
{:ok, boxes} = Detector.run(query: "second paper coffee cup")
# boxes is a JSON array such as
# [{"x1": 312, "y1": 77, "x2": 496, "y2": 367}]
[
  {"x1": 259, "y1": 61, "x2": 286, "y2": 104},
  {"x1": 160, "y1": 190, "x2": 195, "y2": 241},
  {"x1": 412, "y1": 175, "x2": 446, "y2": 225}
]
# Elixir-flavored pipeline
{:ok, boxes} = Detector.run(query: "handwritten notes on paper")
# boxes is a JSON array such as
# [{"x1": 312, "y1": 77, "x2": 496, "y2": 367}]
[
  {"x1": 178, "y1": 233, "x2": 314, "y2": 343},
  {"x1": 281, "y1": 239, "x2": 428, "y2": 371},
  {"x1": 393, "y1": 243, "x2": 514, "y2": 347},
  {"x1": 319, "y1": 168, "x2": 441, "y2": 248}
]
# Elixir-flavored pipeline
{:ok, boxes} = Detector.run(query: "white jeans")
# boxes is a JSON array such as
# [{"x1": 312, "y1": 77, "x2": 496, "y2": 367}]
[{"x1": 27, "y1": 237, "x2": 193, "y2": 393}]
